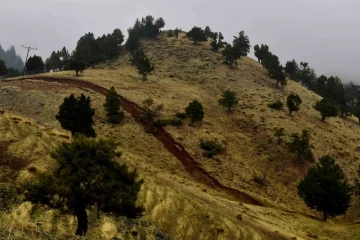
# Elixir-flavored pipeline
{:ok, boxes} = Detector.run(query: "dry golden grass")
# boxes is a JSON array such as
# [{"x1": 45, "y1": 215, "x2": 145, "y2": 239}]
[{"x1": 1, "y1": 32, "x2": 360, "y2": 239}]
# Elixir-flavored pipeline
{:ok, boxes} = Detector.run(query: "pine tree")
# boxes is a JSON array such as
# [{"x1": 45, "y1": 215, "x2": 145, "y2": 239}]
[
  {"x1": 218, "y1": 90, "x2": 239, "y2": 111},
  {"x1": 56, "y1": 94, "x2": 96, "y2": 137},
  {"x1": 286, "y1": 94, "x2": 302, "y2": 115},
  {"x1": 297, "y1": 155, "x2": 351, "y2": 221},
  {"x1": 0, "y1": 60, "x2": 8, "y2": 75},
  {"x1": 25, "y1": 135, "x2": 143, "y2": 236},
  {"x1": 186, "y1": 26, "x2": 207, "y2": 44},
  {"x1": 287, "y1": 130, "x2": 314, "y2": 163},
  {"x1": 222, "y1": 31, "x2": 250, "y2": 68},
  {"x1": 126, "y1": 29, "x2": 141, "y2": 54},
  {"x1": 314, "y1": 98, "x2": 339, "y2": 121},
  {"x1": 104, "y1": 87, "x2": 124, "y2": 123},
  {"x1": 25, "y1": 55, "x2": 44, "y2": 74},
  {"x1": 137, "y1": 55, "x2": 154, "y2": 80},
  {"x1": 185, "y1": 100, "x2": 204, "y2": 124},
  {"x1": 254, "y1": 44, "x2": 270, "y2": 63}
]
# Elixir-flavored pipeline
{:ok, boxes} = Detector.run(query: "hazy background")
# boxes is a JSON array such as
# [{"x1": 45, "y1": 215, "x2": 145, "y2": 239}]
[{"x1": 1, "y1": 0, "x2": 359, "y2": 82}]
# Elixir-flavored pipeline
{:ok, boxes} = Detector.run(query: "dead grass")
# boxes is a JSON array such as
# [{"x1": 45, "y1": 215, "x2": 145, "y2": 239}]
[{"x1": 1, "y1": 32, "x2": 360, "y2": 239}]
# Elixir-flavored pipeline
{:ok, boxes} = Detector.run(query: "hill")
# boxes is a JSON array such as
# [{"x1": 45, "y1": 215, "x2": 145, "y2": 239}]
[
  {"x1": 0, "y1": 45, "x2": 24, "y2": 71},
  {"x1": 0, "y1": 32, "x2": 359, "y2": 239}
]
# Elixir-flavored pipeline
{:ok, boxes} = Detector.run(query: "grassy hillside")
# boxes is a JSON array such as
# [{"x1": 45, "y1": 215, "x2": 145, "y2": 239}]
[{"x1": 0, "y1": 32, "x2": 359, "y2": 239}]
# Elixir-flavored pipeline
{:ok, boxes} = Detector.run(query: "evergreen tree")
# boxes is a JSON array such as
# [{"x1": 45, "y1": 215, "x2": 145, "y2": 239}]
[
  {"x1": 210, "y1": 32, "x2": 225, "y2": 52},
  {"x1": 126, "y1": 29, "x2": 141, "y2": 54},
  {"x1": 204, "y1": 26, "x2": 214, "y2": 39},
  {"x1": 154, "y1": 17, "x2": 165, "y2": 30},
  {"x1": 104, "y1": 87, "x2": 124, "y2": 123},
  {"x1": 136, "y1": 54, "x2": 154, "y2": 80},
  {"x1": 287, "y1": 130, "x2": 314, "y2": 163},
  {"x1": 68, "y1": 57, "x2": 86, "y2": 76},
  {"x1": 130, "y1": 48, "x2": 146, "y2": 66},
  {"x1": 56, "y1": 93, "x2": 96, "y2": 137},
  {"x1": 284, "y1": 59, "x2": 299, "y2": 81},
  {"x1": 286, "y1": 94, "x2": 302, "y2": 115},
  {"x1": 186, "y1": 26, "x2": 207, "y2": 44},
  {"x1": 253, "y1": 44, "x2": 270, "y2": 63},
  {"x1": 174, "y1": 28, "x2": 181, "y2": 38},
  {"x1": 25, "y1": 55, "x2": 44, "y2": 74},
  {"x1": 73, "y1": 32, "x2": 100, "y2": 66},
  {"x1": 218, "y1": 90, "x2": 239, "y2": 111},
  {"x1": 297, "y1": 155, "x2": 351, "y2": 221},
  {"x1": 139, "y1": 98, "x2": 163, "y2": 123},
  {"x1": 185, "y1": 100, "x2": 204, "y2": 124},
  {"x1": 222, "y1": 31, "x2": 250, "y2": 68},
  {"x1": 0, "y1": 60, "x2": 8, "y2": 75},
  {"x1": 314, "y1": 98, "x2": 339, "y2": 121},
  {"x1": 262, "y1": 53, "x2": 287, "y2": 87},
  {"x1": 3, "y1": 67, "x2": 21, "y2": 78},
  {"x1": 25, "y1": 135, "x2": 143, "y2": 236}
]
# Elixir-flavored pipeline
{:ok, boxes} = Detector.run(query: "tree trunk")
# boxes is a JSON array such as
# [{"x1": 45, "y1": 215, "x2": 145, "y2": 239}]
[
  {"x1": 323, "y1": 211, "x2": 327, "y2": 221},
  {"x1": 257, "y1": 58, "x2": 260, "y2": 63},
  {"x1": 74, "y1": 203, "x2": 88, "y2": 236},
  {"x1": 321, "y1": 116, "x2": 326, "y2": 122},
  {"x1": 142, "y1": 74, "x2": 146, "y2": 81},
  {"x1": 75, "y1": 70, "x2": 79, "y2": 77}
]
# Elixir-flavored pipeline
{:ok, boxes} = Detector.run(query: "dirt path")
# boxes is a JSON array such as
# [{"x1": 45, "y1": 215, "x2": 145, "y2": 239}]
[{"x1": 22, "y1": 76, "x2": 262, "y2": 206}]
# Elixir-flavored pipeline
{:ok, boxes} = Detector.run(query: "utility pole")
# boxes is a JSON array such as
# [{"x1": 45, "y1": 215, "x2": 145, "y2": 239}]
[{"x1": 22, "y1": 45, "x2": 37, "y2": 78}]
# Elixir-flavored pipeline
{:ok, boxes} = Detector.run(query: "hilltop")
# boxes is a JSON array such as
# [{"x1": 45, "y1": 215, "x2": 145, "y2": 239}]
[{"x1": 0, "y1": 31, "x2": 359, "y2": 239}]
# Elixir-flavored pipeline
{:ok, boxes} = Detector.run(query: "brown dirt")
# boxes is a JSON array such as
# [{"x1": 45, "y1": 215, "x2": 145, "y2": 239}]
[{"x1": 22, "y1": 76, "x2": 261, "y2": 206}]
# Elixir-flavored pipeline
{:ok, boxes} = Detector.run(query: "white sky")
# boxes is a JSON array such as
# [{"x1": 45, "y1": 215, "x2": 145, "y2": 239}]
[{"x1": 1, "y1": 0, "x2": 359, "y2": 82}]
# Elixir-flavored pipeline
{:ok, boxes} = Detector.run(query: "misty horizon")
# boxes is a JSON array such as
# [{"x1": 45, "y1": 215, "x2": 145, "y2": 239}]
[{"x1": 1, "y1": 0, "x2": 359, "y2": 82}]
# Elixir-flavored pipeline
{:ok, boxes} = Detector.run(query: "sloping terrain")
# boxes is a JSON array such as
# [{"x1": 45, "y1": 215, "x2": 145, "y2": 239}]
[{"x1": 0, "y1": 32, "x2": 360, "y2": 239}]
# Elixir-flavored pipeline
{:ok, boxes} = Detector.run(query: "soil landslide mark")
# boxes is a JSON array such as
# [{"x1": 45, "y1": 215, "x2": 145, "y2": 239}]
[{"x1": 22, "y1": 76, "x2": 261, "y2": 206}]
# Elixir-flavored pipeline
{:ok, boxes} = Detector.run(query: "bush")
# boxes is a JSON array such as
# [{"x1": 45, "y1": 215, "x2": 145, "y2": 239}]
[
  {"x1": 175, "y1": 112, "x2": 187, "y2": 119},
  {"x1": 267, "y1": 100, "x2": 283, "y2": 110},
  {"x1": 153, "y1": 118, "x2": 182, "y2": 126},
  {"x1": 200, "y1": 140, "x2": 224, "y2": 158}
]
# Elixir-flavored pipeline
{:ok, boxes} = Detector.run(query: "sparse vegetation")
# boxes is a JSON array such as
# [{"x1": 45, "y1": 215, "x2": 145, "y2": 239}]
[
  {"x1": 185, "y1": 100, "x2": 204, "y2": 124},
  {"x1": 297, "y1": 155, "x2": 351, "y2": 221},
  {"x1": 24, "y1": 135, "x2": 143, "y2": 236},
  {"x1": 56, "y1": 93, "x2": 96, "y2": 137},
  {"x1": 267, "y1": 100, "x2": 283, "y2": 110},
  {"x1": 140, "y1": 98, "x2": 163, "y2": 123},
  {"x1": 218, "y1": 90, "x2": 239, "y2": 111},
  {"x1": 103, "y1": 86, "x2": 124, "y2": 123},
  {"x1": 153, "y1": 118, "x2": 182, "y2": 126},
  {"x1": 175, "y1": 112, "x2": 187, "y2": 119},
  {"x1": 287, "y1": 130, "x2": 314, "y2": 163},
  {"x1": 286, "y1": 94, "x2": 302, "y2": 115},
  {"x1": 200, "y1": 140, "x2": 224, "y2": 158},
  {"x1": 274, "y1": 127, "x2": 285, "y2": 144}
]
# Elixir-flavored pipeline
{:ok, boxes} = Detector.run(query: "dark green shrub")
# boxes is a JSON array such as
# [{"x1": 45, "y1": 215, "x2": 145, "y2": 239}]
[
  {"x1": 153, "y1": 119, "x2": 182, "y2": 126},
  {"x1": 267, "y1": 100, "x2": 283, "y2": 110},
  {"x1": 175, "y1": 112, "x2": 187, "y2": 119},
  {"x1": 200, "y1": 140, "x2": 224, "y2": 158}
]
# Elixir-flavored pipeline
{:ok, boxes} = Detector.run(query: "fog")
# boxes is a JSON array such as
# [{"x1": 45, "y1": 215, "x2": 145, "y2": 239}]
[{"x1": 1, "y1": 0, "x2": 359, "y2": 82}]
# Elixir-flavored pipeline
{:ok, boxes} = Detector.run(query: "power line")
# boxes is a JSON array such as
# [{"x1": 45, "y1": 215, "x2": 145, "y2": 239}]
[{"x1": 22, "y1": 45, "x2": 37, "y2": 78}]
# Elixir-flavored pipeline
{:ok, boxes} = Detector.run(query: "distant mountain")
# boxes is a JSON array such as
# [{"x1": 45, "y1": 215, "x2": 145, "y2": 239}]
[{"x1": 0, "y1": 45, "x2": 24, "y2": 71}]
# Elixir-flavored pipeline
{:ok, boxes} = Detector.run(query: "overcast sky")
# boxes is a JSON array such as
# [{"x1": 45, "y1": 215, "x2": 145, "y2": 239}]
[{"x1": 1, "y1": 0, "x2": 359, "y2": 82}]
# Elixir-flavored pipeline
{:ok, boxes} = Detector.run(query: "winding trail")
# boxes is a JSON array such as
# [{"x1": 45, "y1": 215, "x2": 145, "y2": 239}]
[{"x1": 23, "y1": 76, "x2": 262, "y2": 206}]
